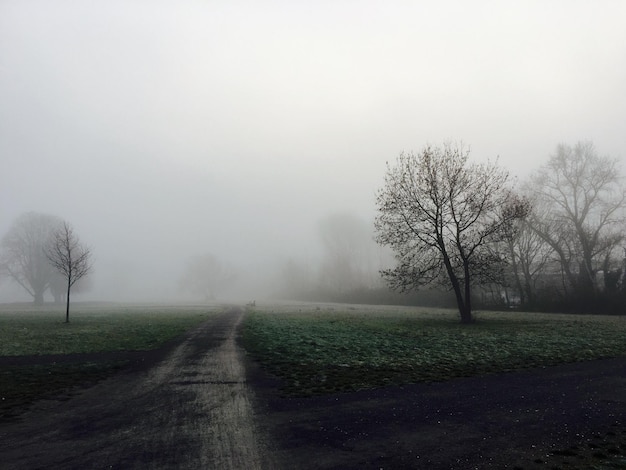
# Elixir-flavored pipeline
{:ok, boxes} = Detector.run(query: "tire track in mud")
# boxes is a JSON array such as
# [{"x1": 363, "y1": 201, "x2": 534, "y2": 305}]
[{"x1": 0, "y1": 307, "x2": 273, "y2": 469}]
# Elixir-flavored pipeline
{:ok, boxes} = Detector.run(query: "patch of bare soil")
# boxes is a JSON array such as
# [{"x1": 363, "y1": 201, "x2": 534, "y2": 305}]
[
  {"x1": 246, "y1": 352, "x2": 626, "y2": 469},
  {"x1": 0, "y1": 307, "x2": 274, "y2": 470}
]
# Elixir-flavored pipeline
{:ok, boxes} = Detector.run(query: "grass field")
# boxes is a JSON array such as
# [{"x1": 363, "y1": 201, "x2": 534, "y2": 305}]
[
  {"x1": 0, "y1": 303, "x2": 217, "y2": 420},
  {"x1": 242, "y1": 303, "x2": 626, "y2": 396},
  {"x1": 0, "y1": 304, "x2": 216, "y2": 356},
  {"x1": 4, "y1": 301, "x2": 626, "y2": 419}
]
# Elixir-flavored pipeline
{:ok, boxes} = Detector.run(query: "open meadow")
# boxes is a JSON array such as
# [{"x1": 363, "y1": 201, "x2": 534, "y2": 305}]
[
  {"x1": 2, "y1": 301, "x2": 626, "y2": 468},
  {"x1": 242, "y1": 302, "x2": 626, "y2": 396},
  {"x1": 4, "y1": 301, "x2": 626, "y2": 416}
]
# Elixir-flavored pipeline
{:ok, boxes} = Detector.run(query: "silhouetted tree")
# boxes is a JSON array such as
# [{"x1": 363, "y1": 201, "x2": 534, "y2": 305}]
[
  {"x1": 501, "y1": 189, "x2": 554, "y2": 308},
  {"x1": 528, "y1": 142, "x2": 625, "y2": 303},
  {"x1": 375, "y1": 144, "x2": 528, "y2": 323},
  {"x1": 45, "y1": 221, "x2": 92, "y2": 322},
  {"x1": 0, "y1": 212, "x2": 62, "y2": 305}
]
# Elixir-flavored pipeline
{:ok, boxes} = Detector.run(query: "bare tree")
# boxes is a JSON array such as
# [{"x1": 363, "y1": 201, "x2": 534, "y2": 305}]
[
  {"x1": 45, "y1": 221, "x2": 93, "y2": 322},
  {"x1": 501, "y1": 190, "x2": 555, "y2": 308},
  {"x1": 528, "y1": 142, "x2": 625, "y2": 299},
  {"x1": 375, "y1": 144, "x2": 528, "y2": 323},
  {"x1": 0, "y1": 212, "x2": 62, "y2": 305}
]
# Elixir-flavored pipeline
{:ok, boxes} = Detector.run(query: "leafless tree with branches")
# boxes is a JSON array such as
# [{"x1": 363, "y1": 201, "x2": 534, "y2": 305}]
[
  {"x1": 375, "y1": 143, "x2": 529, "y2": 323},
  {"x1": 500, "y1": 189, "x2": 555, "y2": 308},
  {"x1": 45, "y1": 221, "x2": 92, "y2": 322},
  {"x1": 528, "y1": 142, "x2": 625, "y2": 298},
  {"x1": 0, "y1": 212, "x2": 62, "y2": 305}
]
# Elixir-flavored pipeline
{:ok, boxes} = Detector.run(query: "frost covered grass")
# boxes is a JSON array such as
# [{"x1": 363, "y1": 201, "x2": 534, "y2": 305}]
[
  {"x1": 0, "y1": 304, "x2": 215, "y2": 356},
  {"x1": 242, "y1": 304, "x2": 626, "y2": 396}
]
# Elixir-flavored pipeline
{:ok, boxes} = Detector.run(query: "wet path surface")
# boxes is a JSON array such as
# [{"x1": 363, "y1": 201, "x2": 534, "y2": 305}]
[
  {"x1": 0, "y1": 307, "x2": 272, "y2": 469},
  {"x1": 250, "y1": 355, "x2": 626, "y2": 469}
]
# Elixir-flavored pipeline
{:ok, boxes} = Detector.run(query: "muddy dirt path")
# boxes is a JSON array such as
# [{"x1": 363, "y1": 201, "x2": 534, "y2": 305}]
[{"x1": 0, "y1": 307, "x2": 273, "y2": 470}]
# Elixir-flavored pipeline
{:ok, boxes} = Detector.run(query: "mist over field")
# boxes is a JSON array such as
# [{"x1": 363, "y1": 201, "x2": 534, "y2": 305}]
[{"x1": 1, "y1": 1, "x2": 625, "y2": 304}]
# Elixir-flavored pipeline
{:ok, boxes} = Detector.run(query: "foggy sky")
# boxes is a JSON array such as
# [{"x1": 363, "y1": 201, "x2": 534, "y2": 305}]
[{"x1": 1, "y1": 1, "x2": 625, "y2": 301}]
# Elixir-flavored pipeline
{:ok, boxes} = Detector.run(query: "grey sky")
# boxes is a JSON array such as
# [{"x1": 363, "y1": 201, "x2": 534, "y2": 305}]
[{"x1": 1, "y1": 1, "x2": 625, "y2": 301}]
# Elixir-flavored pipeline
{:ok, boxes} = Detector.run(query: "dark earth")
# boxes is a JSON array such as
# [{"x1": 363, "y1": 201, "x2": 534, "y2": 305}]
[{"x1": 1, "y1": 307, "x2": 626, "y2": 469}]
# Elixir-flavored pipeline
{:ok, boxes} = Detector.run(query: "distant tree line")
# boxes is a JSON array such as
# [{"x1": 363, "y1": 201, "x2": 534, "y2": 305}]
[
  {"x1": 489, "y1": 141, "x2": 625, "y2": 314},
  {"x1": 278, "y1": 141, "x2": 625, "y2": 321},
  {"x1": 6, "y1": 141, "x2": 621, "y2": 320}
]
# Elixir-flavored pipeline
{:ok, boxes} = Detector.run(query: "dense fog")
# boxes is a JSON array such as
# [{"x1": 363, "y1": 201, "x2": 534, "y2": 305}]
[{"x1": 1, "y1": 1, "x2": 625, "y2": 304}]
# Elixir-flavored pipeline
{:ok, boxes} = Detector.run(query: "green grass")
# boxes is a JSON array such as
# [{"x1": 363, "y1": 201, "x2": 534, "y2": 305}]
[
  {"x1": 0, "y1": 304, "x2": 214, "y2": 356},
  {"x1": 0, "y1": 304, "x2": 216, "y2": 420},
  {"x1": 242, "y1": 304, "x2": 626, "y2": 396}
]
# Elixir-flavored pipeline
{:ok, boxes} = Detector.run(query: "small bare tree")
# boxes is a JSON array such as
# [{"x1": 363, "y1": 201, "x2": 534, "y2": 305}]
[
  {"x1": 46, "y1": 221, "x2": 92, "y2": 322},
  {"x1": 375, "y1": 143, "x2": 528, "y2": 323}
]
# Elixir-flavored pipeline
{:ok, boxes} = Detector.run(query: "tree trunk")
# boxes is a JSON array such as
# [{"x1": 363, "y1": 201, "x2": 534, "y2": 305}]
[
  {"x1": 460, "y1": 263, "x2": 473, "y2": 324},
  {"x1": 65, "y1": 281, "x2": 71, "y2": 323},
  {"x1": 441, "y1": 249, "x2": 472, "y2": 323},
  {"x1": 513, "y1": 268, "x2": 526, "y2": 306},
  {"x1": 459, "y1": 306, "x2": 472, "y2": 324},
  {"x1": 577, "y1": 261, "x2": 595, "y2": 293},
  {"x1": 524, "y1": 282, "x2": 533, "y2": 309},
  {"x1": 33, "y1": 290, "x2": 44, "y2": 306},
  {"x1": 451, "y1": 283, "x2": 471, "y2": 323},
  {"x1": 507, "y1": 239, "x2": 526, "y2": 306}
]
